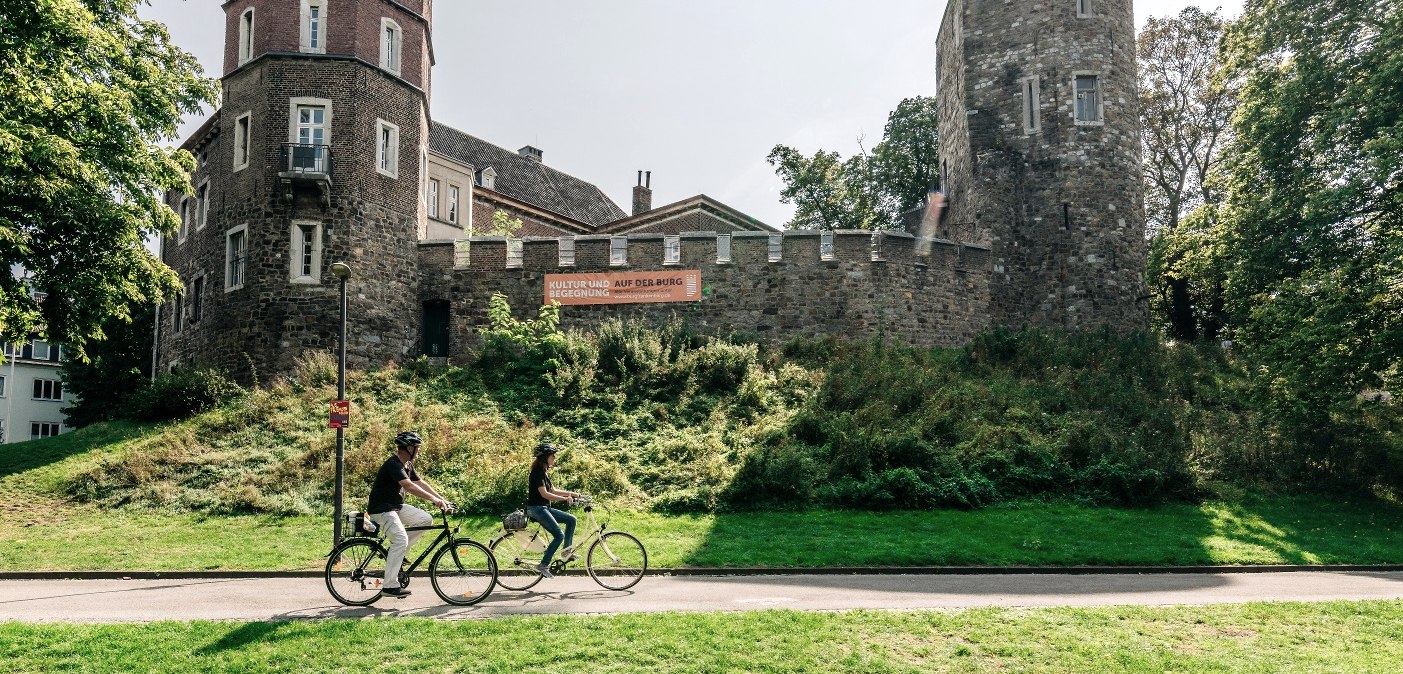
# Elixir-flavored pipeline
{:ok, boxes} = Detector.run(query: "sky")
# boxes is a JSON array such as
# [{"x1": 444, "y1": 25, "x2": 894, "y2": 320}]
[{"x1": 141, "y1": 0, "x2": 1244, "y2": 228}]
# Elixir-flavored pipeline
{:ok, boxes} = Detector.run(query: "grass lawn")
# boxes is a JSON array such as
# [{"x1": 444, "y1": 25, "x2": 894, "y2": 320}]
[
  {"x1": 3, "y1": 495, "x2": 1402, "y2": 572},
  {"x1": 3, "y1": 601, "x2": 1402, "y2": 673}
]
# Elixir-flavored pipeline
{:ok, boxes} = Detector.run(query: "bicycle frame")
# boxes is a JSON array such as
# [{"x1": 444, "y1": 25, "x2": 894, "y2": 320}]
[
  {"x1": 513, "y1": 501, "x2": 612, "y2": 567},
  {"x1": 338, "y1": 510, "x2": 462, "y2": 579}
]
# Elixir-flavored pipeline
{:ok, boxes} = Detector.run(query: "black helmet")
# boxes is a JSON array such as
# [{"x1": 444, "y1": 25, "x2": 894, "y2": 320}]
[
  {"x1": 394, "y1": 431, "x2": 423, "y2": 449},
  {"x1": 533, "y1": 442, "x2": 559, "y2": 458}
]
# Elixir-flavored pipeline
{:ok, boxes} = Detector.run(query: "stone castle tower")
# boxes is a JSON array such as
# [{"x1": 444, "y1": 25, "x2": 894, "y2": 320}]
[
  {"x1": 936, "y1": 0, "x2": 1148, "y2": 331},
  {"x1": 158, "y1": 0, "x2": 434, "y2": 379}
]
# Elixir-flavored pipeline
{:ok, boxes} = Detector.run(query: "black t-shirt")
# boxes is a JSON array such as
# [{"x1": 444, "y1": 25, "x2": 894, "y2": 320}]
[
  {"x1": 368, "y1": 455, "x2": 420, "y2": 514},
  {"x1": 528, "y1": 464, "x2": 553, "y2": 507}
]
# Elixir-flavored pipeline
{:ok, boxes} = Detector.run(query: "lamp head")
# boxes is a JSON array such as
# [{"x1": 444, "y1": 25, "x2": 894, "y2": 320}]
[{"x1": 330, "y1": 262, "x2": 351, "y2": 280}]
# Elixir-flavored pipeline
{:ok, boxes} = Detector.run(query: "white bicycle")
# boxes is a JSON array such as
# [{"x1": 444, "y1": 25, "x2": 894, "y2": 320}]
[{"x1": 489, "y1": 495, "x2": 648, "y2": 591}]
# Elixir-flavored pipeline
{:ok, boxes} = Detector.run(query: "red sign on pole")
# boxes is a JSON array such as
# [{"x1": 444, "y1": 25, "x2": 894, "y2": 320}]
[{"x1": 329, "y1": 400, "x2": 350, "y2": 429}]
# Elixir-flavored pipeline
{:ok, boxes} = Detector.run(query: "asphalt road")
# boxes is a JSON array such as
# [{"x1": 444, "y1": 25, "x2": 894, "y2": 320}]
[{"x1": 3, "y1": 571, "x2": 1401, "y2": 623}]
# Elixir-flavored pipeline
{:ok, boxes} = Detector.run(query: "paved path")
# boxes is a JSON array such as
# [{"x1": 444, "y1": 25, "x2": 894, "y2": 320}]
[{"x1": 3, "y1": 571, "x2": 1402, "y2": 623}]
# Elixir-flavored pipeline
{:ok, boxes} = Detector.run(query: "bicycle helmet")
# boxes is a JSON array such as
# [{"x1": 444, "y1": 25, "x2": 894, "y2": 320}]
[
  {"x1": 533, "y1": 442, "x2": 559, "y2": 458},
  {"x1": 393, "y1": 431, "x2": 423, "y2": 449}
]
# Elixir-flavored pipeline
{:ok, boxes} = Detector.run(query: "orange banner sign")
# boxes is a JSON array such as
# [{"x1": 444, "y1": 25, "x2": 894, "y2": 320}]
[
  {"x1": 545, "y1": 270, "x2": 703, "y2": 306},
  {"x1": 329, "y1": 400, "x2": 350, "y2": 429}
]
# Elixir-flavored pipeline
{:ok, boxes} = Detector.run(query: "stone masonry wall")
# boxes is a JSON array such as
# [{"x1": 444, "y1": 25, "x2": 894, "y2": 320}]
[{"x1": 417, "y1": 231, "x2": 992, "y2": 360}]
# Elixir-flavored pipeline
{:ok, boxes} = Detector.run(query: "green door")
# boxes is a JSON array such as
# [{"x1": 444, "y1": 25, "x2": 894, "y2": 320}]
[{"x1": 423, "y1": 300, "x2": 450, "y2": 357}]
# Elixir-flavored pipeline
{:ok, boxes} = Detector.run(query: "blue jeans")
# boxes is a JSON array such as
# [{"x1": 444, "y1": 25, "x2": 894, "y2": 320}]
[{"x1": 527, "y1": 505, "x2": 576, "y2": 566}]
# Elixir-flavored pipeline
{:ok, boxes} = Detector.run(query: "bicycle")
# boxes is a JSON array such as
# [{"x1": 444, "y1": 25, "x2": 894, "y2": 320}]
[
  {"x1": 490, "y1": 495, "x2": 648, "y2": 591},
  {"x1": 325, "y1": 508, "x2": 497, "y2": 607}
]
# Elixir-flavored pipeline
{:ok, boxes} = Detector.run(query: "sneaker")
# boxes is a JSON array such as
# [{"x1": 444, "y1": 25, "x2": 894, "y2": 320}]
[
  {"x1": 535, "y1": 563, "x2": 556, "y2": 579},
  {"x1": 381, "y1": 587, "x2": 412, "y2": 598}
]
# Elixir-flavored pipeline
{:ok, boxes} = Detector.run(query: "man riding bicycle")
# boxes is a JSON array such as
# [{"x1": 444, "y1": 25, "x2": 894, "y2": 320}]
[{"x1": 367, "y1": 431, "x2": 453, "y2": 598}]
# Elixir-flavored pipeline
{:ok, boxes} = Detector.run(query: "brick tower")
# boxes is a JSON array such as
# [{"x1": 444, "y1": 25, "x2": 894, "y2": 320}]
[
  {"x1": 158, "y1": 0, "x2": 434, "y2": 380},
  {"x1": 935, "y1": 0, "x2": 1147, "y2": 331}
]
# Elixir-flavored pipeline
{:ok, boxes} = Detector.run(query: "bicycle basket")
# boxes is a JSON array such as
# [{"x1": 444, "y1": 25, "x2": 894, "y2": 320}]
[
  {"x1": 503, "y1": 509, "x2": 528, "y2": 531},
  {"x1": 347, "y1": 511, "x2": 379, "y2": 536}
]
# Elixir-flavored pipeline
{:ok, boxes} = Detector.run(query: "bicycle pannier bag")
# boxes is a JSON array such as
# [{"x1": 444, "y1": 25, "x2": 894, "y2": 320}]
[{"x1": 503, "y1": 509, "x2": 527, "y2": 531}]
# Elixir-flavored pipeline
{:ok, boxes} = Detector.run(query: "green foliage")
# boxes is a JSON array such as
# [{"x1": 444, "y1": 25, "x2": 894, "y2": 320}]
[
  {"x1": 478, "y1": 210, "x2": 525, "y2": 237},
  {"x1": 768, "y1": 96, "x2": 939, "y2": 230},
  {"x1": 60, "y1": 308, "x2": 155, "y2": 427},
  {"x1": 121, "y1": 367, "x2": 243, "y2": 422},
  {"x1": 0, "y1": 0, "x2": 218, "y2": 355}
]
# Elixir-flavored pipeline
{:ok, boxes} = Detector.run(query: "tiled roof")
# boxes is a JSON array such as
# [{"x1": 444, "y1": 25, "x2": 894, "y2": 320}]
[{"x1": 428, "y1": 123, "x2": 626, "y2": 228}]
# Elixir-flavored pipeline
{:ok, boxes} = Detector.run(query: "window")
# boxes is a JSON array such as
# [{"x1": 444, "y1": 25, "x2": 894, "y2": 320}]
[
  {"x1": 226, "y1": 225, "x2": 248, "y2": 290},
  {"x1": 32, "y1": 340, "x2": 49, "y2": 361},
  {"x1": 820, "y1": 232, "x2": 836, "y2": 260},
  {"x1": 428, "y1": 179, "x2": 440, "y2": 218},
  {"x1": 376, "y1": 119, "x2": 399, "y2": 178},
  {"x1": 296, "y1": 105, "x2": 327, "y2": 147},
  {"x1": 33, "y1": 379, "x2": 62, "y2": 401},
  {"x1": 290, "y1": 221, "x2": 323, "y2": 282},
  {"x1": 664, "y1": 236, "x2": 680, "y2": 265},
  {"x1": 1021, "y1": 76, "x2": 1041, "y2": 133},
  {"x1": 1077, "y1": 0, "x2": 1093, "y2": 17},
  {"x1": 480, "y1": 167, "x2": 496, "y2": 190},
  {"x1": 234, "y1": 112, "x2": 252, "y2": 171},
  {"x1": 768, "y1": 233, "x2": 783, "y2": 262},
  {"x1": 610, "y1": 237, "x2": 628, "y2": 266},
  {"x1": 717, "y1": 234, "x2": 732, "y2": 263},
  {"x1": 380, "y1": 18, "x2": 402, "y2": 75},
  {"x1": 31, "y1": 422, "x2": 61, "y2": 440},
  {"x1": 301, "y1": 0, "x2": 327, "y2": 53},
  {"x1": 0, "y1": 419, "x2": 4, "y2": 442},
  {"x1": 195, "y1": 181, "x2": 209, "y2": 230},
  {"x1": 558, "y1": 238, "x2": 575, "y2": 266},
  {"x1": 0, "y1": 374, "x2": 6, "y2": 397},
  {"x1": 178, "y1": 197, "x2": 190, "y2": 242},
  {"x1": 1074, "y1": 74, "x2": 1102, "y2": 123},
  {"x1": 238, "y1": 8, "x2": 255, "y2": 65},
  {"x1": 506, "y1": 239, "x2": 524, "y2": 268},
  {"x1": 448, "y1": 185, "x2": 459, "y2": 224},
  {"x1": 191, "y1": 276, "x2": 204, "y2": 323},
  {"x1": 173, "y1": 292, "x2": 184, "y2": 334}
]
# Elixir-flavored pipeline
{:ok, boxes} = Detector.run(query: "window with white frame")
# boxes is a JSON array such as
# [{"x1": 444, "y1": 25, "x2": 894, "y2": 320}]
[
  {"x1": 820, "y1": 232, "x2": 836, "y2": 260},
  {"x1": 226, "y1": 225, "x2": 248, "y2": 290},
  {"x1": 376, "y1": 119, "x2": 399, "y2": 178},
  {"x1": 506, "y1": 239, "x2": 524, "y2": 268},
  {"x1": 380, "y1": 18, "x2": 402, "y2": 75},
  {"x1": 301, "y1": 0, "x2": 327, "y2": 53},
  {"x1": 191, "y1": 276, "x2": 204, "y2": 324},
  {"x1": 33, "y1": 379, "x2": 62, "y2": 401},
  {"x1": 480, "y1": 167, "x2": 496, "y2": 190},
  {"x1": 558, "y1": 238, "x2": 575, "y2": 266},
  {"x1": 0, "y1": 419, "x2": 5, "y2": 442},
  {"x1": 178, "y1": 196, "x2": 190, "y2": 242},
  {"x1": 234, "y1": 112, "x2": 252, "y2": 170},
  {"x1": 1077, "y1": 0, "x2": 1093, "y2": 17},
  {"x1": 0, "y1": 374, "x2": 6, "y2": 397},
  {"x1": 1021, "y1": 76, "x2": 1041, "y2": 133},
  {"x1": 31, "y1": 422, "x2": 61, "y2": 440},
  {"x1": 1074, "y1": 74, "x2": 1103, "y2": 123},
  {"x1": 664, "y1": 236, "x2": 681, "y2": 265},
  {"x1": 238, "y1": 8, "x2": 255, "y2": 65},
  {"x1": 196, "y1": 180, "x2": 209, "y2": 230},
  {"x1": 290, "y1": 221, "x2": 323, "y2": 282},
  {"x1": 428, "y1": 179, "x2": 440, "y2": 218},
  {"x1": 610, "y1": 237, "x2": 628, "y2": 266},
  {"x1": 717, "y1": 234, "x2": 732, "y2": 263},
  {"x1": 296, "y1": 104, "x2": 328, "y2": 147},
  {"x1": 448, "y1": 185, "x2": 459, "y2": 224},
  {"x1": 768, "y1": 233, "x2": 783, "y2": 262}
]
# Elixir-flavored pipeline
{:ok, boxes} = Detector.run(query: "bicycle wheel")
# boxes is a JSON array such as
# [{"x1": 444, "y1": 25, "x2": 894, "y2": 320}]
[
  {"x1": 325, "y1": 538, "x2": 387, "y2": 606},
  {"x1": 430, "y1": 539, "x2": 497, "y2": 606},
  {"x1": 489, "y1": 529, "x2": 545, "y2": 591},
  {"x1": 587, "y1": 531, "x2": 647, "y2": 590}
]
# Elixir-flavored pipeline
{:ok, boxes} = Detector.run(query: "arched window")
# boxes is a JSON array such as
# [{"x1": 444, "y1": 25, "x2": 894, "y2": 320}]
[{"x1": 238, "y1": 8, "x2": 255, "y2": 65}]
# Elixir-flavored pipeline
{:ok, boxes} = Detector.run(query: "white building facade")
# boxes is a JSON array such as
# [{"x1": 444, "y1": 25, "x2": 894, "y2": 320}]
[{"x1": 0, "y1": 340, "x2": 68, "y2": 443}]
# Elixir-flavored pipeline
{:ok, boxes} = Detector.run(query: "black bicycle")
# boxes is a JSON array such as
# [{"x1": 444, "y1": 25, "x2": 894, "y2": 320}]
[{"x1": 325, "y1": 508, "x2": 497, "y2": 606}]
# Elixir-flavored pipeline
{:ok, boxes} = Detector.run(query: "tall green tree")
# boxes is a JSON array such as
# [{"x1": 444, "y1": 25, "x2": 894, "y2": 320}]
[
  {"x1": 1138, "y1": 7, "x2": 1236, "y2": 340},
  {"x1": 0, "y1": 0, "x2": 217, "y2": 358},
  {"x1": 768, "y1": 96, "x2": 939, "y2": 230},
  {"x1": 1219, "y1": 0, "x2": 1402, "y2": 452},
  {"x1": 60, "y1": 307, "x2": 153, "y2": 427}
]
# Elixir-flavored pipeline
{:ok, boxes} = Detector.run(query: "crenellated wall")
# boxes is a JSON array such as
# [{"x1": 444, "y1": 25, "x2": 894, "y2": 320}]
[{"x1": 417, "y1": 231, "x2": 992, "y2": 359}]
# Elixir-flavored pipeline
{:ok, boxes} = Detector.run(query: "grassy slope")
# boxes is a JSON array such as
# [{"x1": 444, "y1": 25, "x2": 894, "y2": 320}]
[{"x1": 4, "y1": 602, "x2": 1403, "y2": 673}]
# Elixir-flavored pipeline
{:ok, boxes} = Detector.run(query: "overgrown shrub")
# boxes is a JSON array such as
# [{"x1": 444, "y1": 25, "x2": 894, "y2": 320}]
[{"x1": 122, "y1": 368, "x2": 244, "y2": 422}]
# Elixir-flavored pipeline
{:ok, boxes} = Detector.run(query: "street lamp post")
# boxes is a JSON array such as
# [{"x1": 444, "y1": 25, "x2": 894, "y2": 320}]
[{"x1": 330, "y1": 262, "x2": 351, "y2": 546}]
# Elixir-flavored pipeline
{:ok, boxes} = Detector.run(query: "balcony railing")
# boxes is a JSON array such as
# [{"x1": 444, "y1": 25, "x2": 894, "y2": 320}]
[{"x1": 280, "y1": 143, "x2": 333, "y2": 176}]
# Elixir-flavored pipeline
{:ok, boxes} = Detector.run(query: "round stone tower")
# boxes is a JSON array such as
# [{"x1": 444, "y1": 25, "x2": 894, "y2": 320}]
[
  {"x1": 935, "y1": 0, "x2": 1147, "y2": 331},
  {"x1": 158, "y1": 0, "x2": 434, "y2": 380}
]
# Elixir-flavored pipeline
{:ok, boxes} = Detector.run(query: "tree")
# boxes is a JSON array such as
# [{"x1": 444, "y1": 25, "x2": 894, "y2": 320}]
[
  {"x1": 768, "y1": 96, "x2": 939, "y2": 230},
  {"x1": 60, "y1": 307, "x2": 153, "y2": 427},
  {"x1": 0, "y1": 0, "x2": 217, "y2": 359},
  {"x1": 479, "y1": 210, "x2": 525, "y2": 237},
  {"x1": 1138, "y1": 7, "x2": 1236, "y2": 340},
  {"x1": 1218, "y1": 0, "x2": 1402, "y2": 453}
]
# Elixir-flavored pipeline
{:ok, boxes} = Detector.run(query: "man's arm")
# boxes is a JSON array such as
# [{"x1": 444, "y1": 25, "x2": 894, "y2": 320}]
[{"x1": 399, "y1": 479, "x2": 445, "y2": 508}]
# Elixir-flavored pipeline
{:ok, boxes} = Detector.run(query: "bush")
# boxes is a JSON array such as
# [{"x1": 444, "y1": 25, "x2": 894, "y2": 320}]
[{"x1": 122, "y1": 368, "x2": 244, "y2": 422}]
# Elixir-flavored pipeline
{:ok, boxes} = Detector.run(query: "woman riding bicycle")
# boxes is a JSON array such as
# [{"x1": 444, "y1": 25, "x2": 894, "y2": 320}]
[{"x1": 527, "y1": 442, "x2": 581, "y2": 578}]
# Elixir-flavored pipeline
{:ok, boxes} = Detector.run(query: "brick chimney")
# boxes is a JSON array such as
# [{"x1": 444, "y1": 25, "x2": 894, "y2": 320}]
[
  {"x1": 632, "y1": 170, "x2": 653, "y2": 216},
  {"x1": 518, "y1": 145, "x2": 543, "y2": 162}
]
